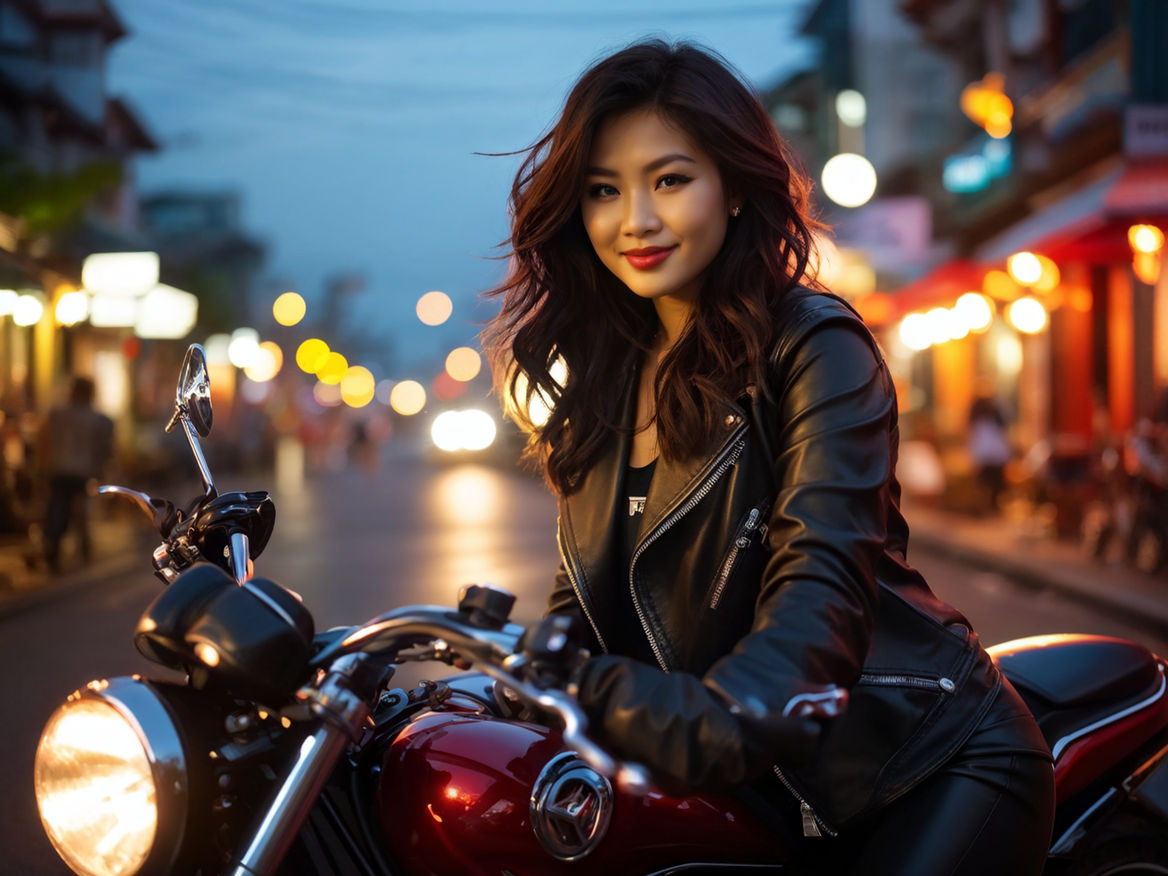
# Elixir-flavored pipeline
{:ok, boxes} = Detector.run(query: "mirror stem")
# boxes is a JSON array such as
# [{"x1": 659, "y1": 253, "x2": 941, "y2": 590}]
[{"x1": 180, "y1": 415, "x2": 217, "y2": 498}]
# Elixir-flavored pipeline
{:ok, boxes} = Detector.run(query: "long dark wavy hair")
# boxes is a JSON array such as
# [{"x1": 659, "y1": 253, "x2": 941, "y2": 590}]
[{"x1": 483, "y1": 39, "x2": 823, "y2": 495}]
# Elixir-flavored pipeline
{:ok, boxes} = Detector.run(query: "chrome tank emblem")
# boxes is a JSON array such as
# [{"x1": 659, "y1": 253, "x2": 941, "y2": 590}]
[{"x1": 530, "y1": 751, "x2": 613, "y2": 861}]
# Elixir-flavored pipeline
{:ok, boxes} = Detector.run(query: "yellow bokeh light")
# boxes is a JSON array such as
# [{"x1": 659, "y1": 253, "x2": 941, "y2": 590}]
[
  {"x1": 445, "y1": 347, "x2": 482, "y2": 382},
  {"x1": 1007, "y1": 252, "x2": 1042, "y2": 286},
  {"x1": 390, "y1": 380, "x2": 426, "y2": 415},
  {"x1": 1129, "y1": 224, "x2": 1165, "y2": 255},
  {"x1": 983, "y1": 269, "x2": 1021, "y2": 301},
  {"x1": 273, "y1": 292, "x2": 307, "y2": 326},
  {"x1": 341, "y1": 365, "x2": 376, "y2": 408},
  {"x1": 1032, "y1": 255, "x2": 1060, "y2": 293},
  {"x1": 296, "y1": 338, "x2": 330, "y2": 373},
  {"x1": 416, "y1": 291, "x2": 453, "y2": 326},
  {"x1": 316, "y1": 352, "x2": 348, "y2": 385}
]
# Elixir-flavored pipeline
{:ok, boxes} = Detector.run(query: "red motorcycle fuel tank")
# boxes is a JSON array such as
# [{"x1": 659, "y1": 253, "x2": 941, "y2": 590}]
[{"x1": 377, "y1": 710, "x2": 785, "y2": 875}]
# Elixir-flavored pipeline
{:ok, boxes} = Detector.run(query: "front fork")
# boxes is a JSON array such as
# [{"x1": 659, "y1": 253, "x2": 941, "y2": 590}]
[{"x1": 230, "y1": 653, "x2": 374, "y2": 876}]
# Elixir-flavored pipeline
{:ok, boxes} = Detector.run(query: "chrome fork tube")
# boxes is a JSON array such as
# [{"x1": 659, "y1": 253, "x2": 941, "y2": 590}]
[
  {"x1": 229, "y1": 724, "x2": 350, "y2": 876},
  {"x1": 230, "y1": 654, "x2": 371, "y2": 876}
]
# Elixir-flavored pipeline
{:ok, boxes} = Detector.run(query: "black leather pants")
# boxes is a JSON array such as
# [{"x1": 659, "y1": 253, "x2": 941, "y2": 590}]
[{"x1": 798, "y1": 681, "x2": 1055, "y2": 876}]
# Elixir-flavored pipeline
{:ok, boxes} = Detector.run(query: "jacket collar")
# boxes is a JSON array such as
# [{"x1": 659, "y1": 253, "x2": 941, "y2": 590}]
[{"x1": 559, "y1": 353, "x2": 751, "y2": 588}]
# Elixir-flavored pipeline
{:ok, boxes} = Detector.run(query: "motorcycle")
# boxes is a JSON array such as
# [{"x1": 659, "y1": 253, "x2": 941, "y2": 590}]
[{"x1": 31, "y1": 345, "x2": 1168, "y2": 875}]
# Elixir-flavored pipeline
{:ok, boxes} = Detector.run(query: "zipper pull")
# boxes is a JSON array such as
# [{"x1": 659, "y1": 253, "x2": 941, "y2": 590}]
[{"x1": 801, "y1": 802, "x2": 822, "y2": 837}]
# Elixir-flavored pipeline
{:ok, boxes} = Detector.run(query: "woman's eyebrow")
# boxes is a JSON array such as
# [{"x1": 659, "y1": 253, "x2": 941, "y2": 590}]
[{"x1": 586, "y1": 153, "x2": 697, "y2": 177}]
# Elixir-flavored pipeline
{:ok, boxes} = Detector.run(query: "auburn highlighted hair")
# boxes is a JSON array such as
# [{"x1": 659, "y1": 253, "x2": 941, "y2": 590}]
[{"x1": 483, "y1": 39, "x2": 823, "y2": 495}]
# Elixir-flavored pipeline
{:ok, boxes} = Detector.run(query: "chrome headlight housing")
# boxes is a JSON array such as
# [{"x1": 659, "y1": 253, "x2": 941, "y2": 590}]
[{"x1": 34, "y1": 677, "x2": 188, "y2": 876}]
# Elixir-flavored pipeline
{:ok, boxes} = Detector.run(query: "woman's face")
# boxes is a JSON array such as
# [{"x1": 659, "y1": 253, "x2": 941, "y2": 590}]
[{"x1": 580, "y1": 108, "x2": 736, "y2": 307}]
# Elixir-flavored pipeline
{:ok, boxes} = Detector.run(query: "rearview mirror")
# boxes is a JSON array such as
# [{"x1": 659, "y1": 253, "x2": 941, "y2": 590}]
[{"x1": 173, "y1": 344, "x2": 213, "y2": 437}]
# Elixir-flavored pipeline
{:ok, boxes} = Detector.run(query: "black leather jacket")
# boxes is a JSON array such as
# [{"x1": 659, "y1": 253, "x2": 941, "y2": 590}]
[{"x1": 549, "y1": 288, "x2": 1048, "y2": 834}]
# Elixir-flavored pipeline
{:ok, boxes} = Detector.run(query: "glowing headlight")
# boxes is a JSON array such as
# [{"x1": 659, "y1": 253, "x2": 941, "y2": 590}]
[
  {"x1": 34, "y1": 677, "x2": 187, "y2": 876},
  {"x1": 430, "y1": 408, "x2": 497, "y2": 453}
]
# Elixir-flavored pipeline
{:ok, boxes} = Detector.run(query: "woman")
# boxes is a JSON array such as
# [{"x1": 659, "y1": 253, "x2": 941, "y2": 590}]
[{"x1": 484, "y1": 40, "x2": 1054, "y2": 874}]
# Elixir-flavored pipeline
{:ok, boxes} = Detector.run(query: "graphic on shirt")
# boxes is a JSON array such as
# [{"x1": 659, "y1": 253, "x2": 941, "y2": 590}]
[{"x1": 628, "y1": 496, "x2": 647, "y2": 516}]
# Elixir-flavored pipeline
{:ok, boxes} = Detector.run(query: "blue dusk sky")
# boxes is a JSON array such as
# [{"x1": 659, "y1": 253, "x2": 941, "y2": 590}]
[{"x1": 107, "y1": 1, "x2": 816, "y2": 379}]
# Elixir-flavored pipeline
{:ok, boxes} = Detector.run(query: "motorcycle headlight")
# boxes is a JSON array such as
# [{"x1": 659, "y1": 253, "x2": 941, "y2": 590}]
[{"x1": 34, "y1": 677, "x2": 188, "y2": 876}]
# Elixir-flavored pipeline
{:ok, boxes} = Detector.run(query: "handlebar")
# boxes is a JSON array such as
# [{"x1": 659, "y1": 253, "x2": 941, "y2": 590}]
[{"x1": 309, "y1": 604, "x2": 653, "y2": 793}]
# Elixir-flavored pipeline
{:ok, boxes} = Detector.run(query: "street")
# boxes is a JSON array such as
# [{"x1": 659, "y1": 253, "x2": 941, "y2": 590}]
[{"x1": 3, "y1": 451, "x2": 1167, "y2": 875}]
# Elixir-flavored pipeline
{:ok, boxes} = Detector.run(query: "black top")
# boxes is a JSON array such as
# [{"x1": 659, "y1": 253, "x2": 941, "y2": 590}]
[{"x1": 613, "y1": 459, "x2": 658, "y2": 664}]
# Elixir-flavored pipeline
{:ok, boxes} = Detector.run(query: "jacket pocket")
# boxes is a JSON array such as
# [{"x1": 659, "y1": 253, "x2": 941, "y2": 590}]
[{"x1": 707, "y1": 500, "x2": 771, "y2": 610}]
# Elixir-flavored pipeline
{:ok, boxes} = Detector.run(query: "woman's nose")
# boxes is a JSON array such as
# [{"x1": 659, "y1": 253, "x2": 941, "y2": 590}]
[{"x1": 622, "y1": 190, "x2": 662, "y2": 237}]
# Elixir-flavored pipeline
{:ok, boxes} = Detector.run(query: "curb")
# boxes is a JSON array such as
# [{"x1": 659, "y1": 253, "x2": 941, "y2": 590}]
[
  {"x1": 0, "y1": 552, "x2": 142, "y2": 622},
  {"x1": 909, "y1": 527, "x2": 1168, "y2": 639}
]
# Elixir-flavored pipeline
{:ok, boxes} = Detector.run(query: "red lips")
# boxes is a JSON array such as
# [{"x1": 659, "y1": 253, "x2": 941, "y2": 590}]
[{"x1": 622, "y1": 245, "x2": 676, "y2": 270}]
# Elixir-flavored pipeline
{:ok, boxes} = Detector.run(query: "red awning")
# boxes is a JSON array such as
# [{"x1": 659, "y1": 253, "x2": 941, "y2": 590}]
[
  {"x1": 1104, "y1": 159, "x2": 1168, "y2": 217},
  {"x1": 887, "y1": 259, "x2": 985, "y2": 316}
]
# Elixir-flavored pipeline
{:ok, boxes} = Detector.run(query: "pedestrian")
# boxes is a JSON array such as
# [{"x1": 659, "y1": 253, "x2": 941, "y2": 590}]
[
  {"x1": 484, "y1": 40, "x2": 1053, "y2": 874},
  {"x1": 968, "y1": 378, "x2": 1012, "y2": 514},
  {"x1": 38, "y1": 376, "x2": 113, "y2": 572}
]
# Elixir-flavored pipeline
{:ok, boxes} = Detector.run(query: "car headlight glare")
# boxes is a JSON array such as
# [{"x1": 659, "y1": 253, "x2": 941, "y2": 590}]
[{"x1": 33, "y1": 678, "x2": 187, "y2": 876}]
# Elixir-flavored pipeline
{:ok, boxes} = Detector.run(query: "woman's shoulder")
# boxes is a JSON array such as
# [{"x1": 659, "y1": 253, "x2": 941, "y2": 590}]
[{"x1": 767, "y1": 284, "x2": 880, "y2": 365}]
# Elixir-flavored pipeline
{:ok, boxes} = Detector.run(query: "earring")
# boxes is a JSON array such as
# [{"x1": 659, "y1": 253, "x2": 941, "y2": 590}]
[{"x1": 730, "y1": 206, "x2": 741, "y2": 217}]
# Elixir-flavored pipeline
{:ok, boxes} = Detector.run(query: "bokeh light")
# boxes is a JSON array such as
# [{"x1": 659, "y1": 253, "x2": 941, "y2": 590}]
[
  {"x1": 296, "y1": 338, "x2": 330, "y2": 373},
  {"x1": 340, "y1": 365, "x2": 376, "y2": 408},
  {"x1": 316, "y1": 352, "x2": 348, "y2": 385},
  {"x1": 983, "y1": 269, "x2": 1021, "y2": 301},
  {"x1": 431, "y1": 409, "x2": 497, "y2": 452},
  {"x1": 228, "y1": 328, "x2": 261, "y2": 368},
  {"x1": 1007, "y1": 252, "x2": 1042, "y2": 286},
  {"x1": 244, "y1": 341, "x2": 283, "y2": 382},
  {"x1": 1008, "y1": 296, "x2": 1047, "y2": 334},
  {"x1": 416, "y1": 291, "x2": 453, "y2": 326},
  {"x1": 204, "y1": 333, "x2": 232, "y2": 367},
  {"x1": 390, "y1": 380, "x2": 426, "y2": 415},
  {"x1": 445, "y1": 346, "x2": 482, "y2": 382},
  {"x1": 0, "y1": 290, "x2": 17, "y2": 316},
  {"x1": 1129, "y1": 224, "x2": 1165, "y2": 255},
  {"x1": 955, "y1": 292, "x2": 994, "y2": 332},
  {"x1": 55, "y1": 291, "x2": 89, "y2": 326},
  {"x1": 898, "y1": 313, "x2": 931, "y2": 351},
  {"x1": 13, "y1": 294, "x2": 44, "y2": 326},
  {"x1": 821, "y1": 153, "x2": 877, "y2": 208},
  {"x1": 313, "y1": 381, "x2": 342, "y2": 407},
  {"x1": 835, "y1": 89, "x2": 867, "y2": 126},
  {"x1": 272, "y1": 291, "x2": 306, "y2": 326},
  {"x1": 1032, "y1": 255, "x2": 1060, "y2": 293}
]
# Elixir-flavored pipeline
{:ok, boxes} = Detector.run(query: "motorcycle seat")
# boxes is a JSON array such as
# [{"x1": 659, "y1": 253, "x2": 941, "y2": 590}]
[
  {"x1": 989, "y1": 635, "x2": 1168, "y2": 801},
  {"x1": 989, "y1": 634, "x2": 1160, "y2": 709}
]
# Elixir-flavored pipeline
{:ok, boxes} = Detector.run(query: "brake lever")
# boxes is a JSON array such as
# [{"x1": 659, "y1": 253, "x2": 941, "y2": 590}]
[{"x1": 99, "y1": 485, "x2": 179, "y2": 538}]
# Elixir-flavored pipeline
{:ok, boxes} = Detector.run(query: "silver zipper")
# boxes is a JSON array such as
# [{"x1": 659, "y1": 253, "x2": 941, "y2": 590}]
[
  {"x1": 709, "y1": 505, "x2": 766, "y2": 609},
  {"x1": 629, "y1": 435, "x2": 747, "y2": 670},
  {"x1": 858, "y1": 673, "x2": 955, "y2": 693},
  {"x1": 556, "y1": 523, "x2": 609, "y2": 654},
  {"x1": 772, "y1": 765, "x2": 836, "y2": 837}
]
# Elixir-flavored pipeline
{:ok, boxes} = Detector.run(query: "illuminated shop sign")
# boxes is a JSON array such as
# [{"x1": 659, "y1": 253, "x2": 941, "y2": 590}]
[{"x1": 943, "y1": 137, "x2": 1013, "y2": 194}]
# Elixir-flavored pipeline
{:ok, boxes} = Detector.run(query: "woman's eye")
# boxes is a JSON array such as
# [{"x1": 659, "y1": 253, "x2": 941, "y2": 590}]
[
  {"x1": 657, "y1": 173, "x2": 692, "y2": 190},
  {"x1": 587, "y1": 183, "x2": 618, "y2": 199}
]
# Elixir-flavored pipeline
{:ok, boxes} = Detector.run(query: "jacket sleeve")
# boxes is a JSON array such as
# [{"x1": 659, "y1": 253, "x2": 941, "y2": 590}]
[{"x1": 576, "y1": 315, "x2": 893, "y2": 792}]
